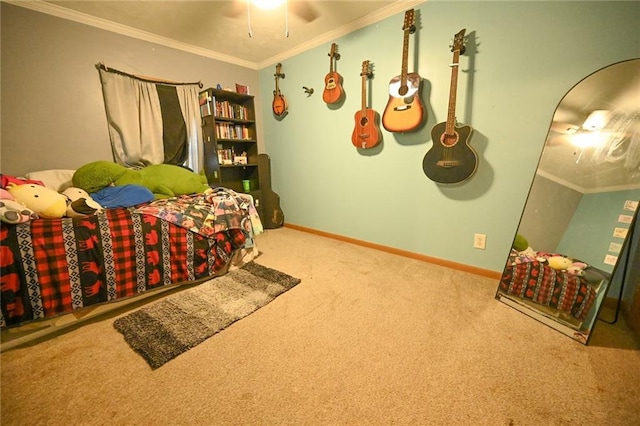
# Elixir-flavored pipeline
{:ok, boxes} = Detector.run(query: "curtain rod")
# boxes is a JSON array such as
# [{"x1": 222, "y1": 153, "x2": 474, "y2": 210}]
[{"x1": 96, "y1": 63, "x2": 203, "y2": 88}]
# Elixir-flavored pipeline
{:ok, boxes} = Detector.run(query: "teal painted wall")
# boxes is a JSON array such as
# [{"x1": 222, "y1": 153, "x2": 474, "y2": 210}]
[
  {"x1": 557, "y1": 190, "x2": 640, "y2": 295},
  {"x1": 257, "y1": 1, "x2": 640, "y2": 272}
]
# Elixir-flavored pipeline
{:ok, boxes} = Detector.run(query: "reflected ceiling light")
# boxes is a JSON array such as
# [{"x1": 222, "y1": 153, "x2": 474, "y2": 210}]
[
  {"x1": 571, "y1": 130, "x2": 611, "y2": 149},
  {"x1": 582, "y1": 110, "x2": 611, "y2": 131}
]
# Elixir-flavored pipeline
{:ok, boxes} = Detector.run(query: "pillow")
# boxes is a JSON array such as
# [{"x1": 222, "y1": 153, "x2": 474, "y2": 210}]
[
  {"x1": 25, "y1": 169, "x2": 76, "y2": 192},
  {"x1": 90, "y1": 184, "x2": 154, "y2": 208}
]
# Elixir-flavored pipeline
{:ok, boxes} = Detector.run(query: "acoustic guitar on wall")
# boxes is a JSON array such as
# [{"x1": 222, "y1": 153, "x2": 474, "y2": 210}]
[
  {"x1": 352, "y1": 60, "x2": 381, "y2": 149},
  {"x1": 382, "y1": 9, "x2": 424, "y2": 133},
  {"x1": 272, "y1": 63, "x2": 288, "y2": 117},
  {"x1": 322, "y1": 43, "x2": 344, "y2": 104},
  {"x1": 422, "y1": 29, "x2": 478, "y2": 184}
]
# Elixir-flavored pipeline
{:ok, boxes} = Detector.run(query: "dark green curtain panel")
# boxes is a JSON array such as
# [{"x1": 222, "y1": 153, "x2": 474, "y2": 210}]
[{"x1": 155, "y1": 84, "x2": 188, "y2": 165}]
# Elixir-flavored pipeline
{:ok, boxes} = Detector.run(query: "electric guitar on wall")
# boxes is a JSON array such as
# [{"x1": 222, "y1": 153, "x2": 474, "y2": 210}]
[
  {"x1": 422, "y1": 29, "x2": 478, "y2": 184},
  {"x1": 322, "y1": 43, "x2": 344, "y2": 104},
  {"x1": 352, "y1": 60, "x2": 381, "y2": 149},
  {"x1": 382, "y1": 9, "x2": 424, "y2": 133},
  {"x1": 272, "y1": 63, "x2": 288, "y2": 117}
]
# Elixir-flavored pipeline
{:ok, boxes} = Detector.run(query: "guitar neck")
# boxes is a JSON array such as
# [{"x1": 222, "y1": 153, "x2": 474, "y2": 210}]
[
  {"x1": 361, "y1": 74, "x2": 367, "y2": 111},
  {"x1": 400, "y1": 29, "x2": 410, "y2": 85},
  {"x1": 445, "y1": 49, "x2": 461, "y2": 135}
]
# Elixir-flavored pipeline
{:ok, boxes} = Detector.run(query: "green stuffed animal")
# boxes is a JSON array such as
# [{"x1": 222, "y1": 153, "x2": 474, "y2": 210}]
[{"x1": 72, "y1": 161, "x2": 210, "y2": 199}]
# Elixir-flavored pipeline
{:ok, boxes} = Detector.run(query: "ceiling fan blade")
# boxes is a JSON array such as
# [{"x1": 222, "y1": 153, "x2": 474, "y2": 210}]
[
  {"x1": 291, "y1": 1, "x2": 320, "y2": 22},
  {"x1": 222, "y1": 1, "x2": 245, "y2": 18}
]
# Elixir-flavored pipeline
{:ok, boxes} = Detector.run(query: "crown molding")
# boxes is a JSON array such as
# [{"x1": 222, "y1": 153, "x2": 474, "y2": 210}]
[
  {"x1": 536, "y1": 169, "x2": 640, "y2": 194},
  {"x1": 5, "y1": 0, "x2": 259, "y2": 69},
  {"x1": 6, "y1": 0, "x2": 426, "y2": 71}
]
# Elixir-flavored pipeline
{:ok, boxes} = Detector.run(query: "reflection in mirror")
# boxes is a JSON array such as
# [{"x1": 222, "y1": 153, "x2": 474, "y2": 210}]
[{"x1": 496, "y1": 59, "x2": 640, "y2": 344}]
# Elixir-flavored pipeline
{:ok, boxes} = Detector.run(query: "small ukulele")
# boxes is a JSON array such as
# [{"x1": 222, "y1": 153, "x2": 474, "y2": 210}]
[
  {"x1": 352, "y1": 60, "x2": 381, "y2": 149},
  {"x1": 272, "y1": 63, "x2": 288, "y2": 117},
  {"x1": 382, "y1": 9, "x2": 424, "y2": 133},
  {"x1": 422, "y1": 29, "x2": 478, "y2": 184},
  {"x1": 322, "y1": 43, "x2": 344, "y2": 104}
]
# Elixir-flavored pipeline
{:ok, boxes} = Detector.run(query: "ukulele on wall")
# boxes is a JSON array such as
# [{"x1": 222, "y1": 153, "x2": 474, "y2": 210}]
[
  {"x1": 272, "y1": 63, "x2": 288, "y2": 117},
  {"x1": 322, "y1": 43, "x2": 344, "y2": 104},
  {"x1": 422, "y1": 29, "x2": 478, "y2": 184},
  {"x1": 352, "y1": 60, "x2": 381, "y2": 149},
  {"x1": 382, "y1": 9, "x2": 424, "y2": 133}
]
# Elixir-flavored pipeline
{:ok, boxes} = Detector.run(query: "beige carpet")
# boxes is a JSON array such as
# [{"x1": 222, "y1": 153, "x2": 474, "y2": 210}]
[{"x1": 1, "y1": 227, "x2": 639, "y2": 425}]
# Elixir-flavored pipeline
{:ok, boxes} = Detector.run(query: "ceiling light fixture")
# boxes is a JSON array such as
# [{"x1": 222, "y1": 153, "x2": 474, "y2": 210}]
[
  {"x1": 246, "y1": 0, "x2": 289, "y2": 38},
  {"x1": 252, "y1": 0, "x2": 285, "y2": 10}
]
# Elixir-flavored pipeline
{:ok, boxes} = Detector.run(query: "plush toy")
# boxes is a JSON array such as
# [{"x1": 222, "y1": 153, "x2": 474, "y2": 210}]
[
  {"x1": 567, "y1": 261, "x2": 588, "y2": 276},
  {"x1": 61, "y1": 187, "x2": 103, "y2": 218},
  {"x1": 72, "y1": 161, "x2": 210, "y2": 199},
  {"x1": 547, "y1": 256, "x2": 573, "y2": 271},
  {"x1": 7, "y1": 183, "x2": 68, "y2": 219},
  {"x1": 0, "y1": 188, "x2": 38, "y2": 224}
]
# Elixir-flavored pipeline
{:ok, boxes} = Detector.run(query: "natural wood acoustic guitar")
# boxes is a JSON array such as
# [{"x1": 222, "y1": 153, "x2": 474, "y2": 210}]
[
  {"x1": 422, "y1": 29, "x2": 478, "y2": 184},
  {"x1": 322, "y1": 43, "x2": 344, "y2": 104},
  {"x1": 351, "y1": 60, "x2": 381, "y2": 149},
  {"x1": 382, "y1": 9, "x2": 424, "y2": 133},
  {"x1": 272, "y1": 63, "x2": 288, "y2": 117}
]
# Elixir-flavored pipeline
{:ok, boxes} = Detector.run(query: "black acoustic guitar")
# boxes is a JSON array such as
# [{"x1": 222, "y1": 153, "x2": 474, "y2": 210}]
[{"x1": 422, "y1": 29, "x2": 478, "y2": 184}]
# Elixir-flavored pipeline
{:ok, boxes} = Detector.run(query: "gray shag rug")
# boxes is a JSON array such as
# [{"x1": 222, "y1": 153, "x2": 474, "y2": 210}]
[{"x1": 113, "y1": 262, "x2": 301, "y2": 369}]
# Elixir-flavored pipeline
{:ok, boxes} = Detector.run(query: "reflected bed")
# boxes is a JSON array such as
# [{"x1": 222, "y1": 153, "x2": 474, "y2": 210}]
[{"x1": 498, "y1": 249, "x2": 609, "y2": 329}]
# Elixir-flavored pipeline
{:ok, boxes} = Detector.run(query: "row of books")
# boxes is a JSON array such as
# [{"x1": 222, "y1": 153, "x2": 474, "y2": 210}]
[
  {"x1": 215, "y1": 122, "x2": 251, "y2": 140},
  {"x1": 199, "y1": 94, "x2": 249, "y2": 120},
  {"x1": 217, "y1": 148, "x2": 247, "y2": 165}
]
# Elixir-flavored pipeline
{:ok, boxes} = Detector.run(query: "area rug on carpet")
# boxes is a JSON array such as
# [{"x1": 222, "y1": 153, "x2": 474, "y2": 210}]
[{"x1": 113, "y1": 262, "x2": 301, "y2": 369}]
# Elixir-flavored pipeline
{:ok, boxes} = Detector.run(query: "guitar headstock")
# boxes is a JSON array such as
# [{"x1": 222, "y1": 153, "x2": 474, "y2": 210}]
[
  {"x1": 274, "y1": 63, "x2": 285, "y2": 79},
  {"x1": 360, "y1": 60, "x2": 372, "y2": 78},
  {"x1": 328, "y1": 43, "x2": 341, "y2": 60},
  {"x1": 402, "y1": 9, "x2": 415, "y2": 33},
  {"x1": 450, "y1": 29, "x2": 467, "y2": 54}
]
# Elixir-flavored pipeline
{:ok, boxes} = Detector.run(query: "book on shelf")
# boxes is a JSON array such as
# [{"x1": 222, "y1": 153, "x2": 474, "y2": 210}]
[
  {"x1": 198, "y1": 92, "x2": 208, "y2": 105},
  {"x1": 199, "y1": 94, "x2": 214, "y2": 117}
]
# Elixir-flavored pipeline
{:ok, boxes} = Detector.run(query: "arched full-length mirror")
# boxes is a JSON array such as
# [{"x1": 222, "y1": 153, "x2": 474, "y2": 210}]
[{"x1": 496, "y1": 59, "x2": 640, "y2": 344}]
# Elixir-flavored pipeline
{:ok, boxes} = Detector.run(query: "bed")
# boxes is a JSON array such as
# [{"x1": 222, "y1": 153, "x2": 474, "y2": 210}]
[
  {"x1": 1, "y1": 171, "x2": 262, "y2": 348},
  {"x1": 498, "y1": 249, "x2": 609, "y2": 328}
]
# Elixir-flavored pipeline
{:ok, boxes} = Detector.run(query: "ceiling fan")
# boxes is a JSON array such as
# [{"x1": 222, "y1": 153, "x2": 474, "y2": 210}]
[
  {"x1": 223, "y1": 0, "x2": 320, "y2": 37},
  {"x1": 224, "y1": 0, "x2": 320, "y2": 23}
]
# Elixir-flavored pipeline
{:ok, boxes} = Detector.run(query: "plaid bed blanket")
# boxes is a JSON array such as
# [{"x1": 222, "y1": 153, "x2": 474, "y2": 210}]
[
  {"x1": 499, "y1": 260, "x2": 598, "y2": 321},
  {"x1": 0, "y1": 207, "x2": 245, "y2": 328}
]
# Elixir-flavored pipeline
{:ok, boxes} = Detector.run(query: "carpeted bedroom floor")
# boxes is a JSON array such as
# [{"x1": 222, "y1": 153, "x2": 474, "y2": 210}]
[{"x1": 1, "y1": 227, "x2": 639, "y2": 425}]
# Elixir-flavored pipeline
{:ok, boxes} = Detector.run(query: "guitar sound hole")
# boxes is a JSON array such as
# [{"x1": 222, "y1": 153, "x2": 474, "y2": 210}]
[
  {"x1": 440, "y1": 132, "x2": 459, "y2": 147},
  {"x1": 398, "y1": 85, "x2": 408, "y2": 96},
  {"x1": 359, "y1": 117, "x2": 369, "y2": 126}
]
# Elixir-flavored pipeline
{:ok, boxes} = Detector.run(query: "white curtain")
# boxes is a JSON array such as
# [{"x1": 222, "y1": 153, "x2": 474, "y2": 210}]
[
  {"x1": 97, "y1": 65, "x2": 202, "y2": 171},
  {"x1": 175, "y1": 84, "x2": 202, "y2": 172}
]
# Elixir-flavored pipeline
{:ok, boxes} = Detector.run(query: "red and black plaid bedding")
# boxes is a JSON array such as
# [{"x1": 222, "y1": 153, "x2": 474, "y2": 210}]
[
  {"x1": 0, "y1": 207, "x2": 245, "y2": 328},
  {"x1": 499, "y1": 260, "x2": 599, "y2": 321}
]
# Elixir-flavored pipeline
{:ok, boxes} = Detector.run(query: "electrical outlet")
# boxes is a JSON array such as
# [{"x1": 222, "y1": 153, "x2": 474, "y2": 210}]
[{"x1": 474, "y1": 233, "x2": 486, "y2": 250}]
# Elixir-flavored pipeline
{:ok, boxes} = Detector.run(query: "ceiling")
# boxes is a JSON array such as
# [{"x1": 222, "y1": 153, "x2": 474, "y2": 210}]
[{"x1": 23, "y1": 0, "x2": 425, "y2": 69}]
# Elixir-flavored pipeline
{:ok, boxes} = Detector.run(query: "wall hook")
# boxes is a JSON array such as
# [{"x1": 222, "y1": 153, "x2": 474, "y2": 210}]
[{"x1": 303, "y1": 86, "x2": 314, "y2": 96}]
